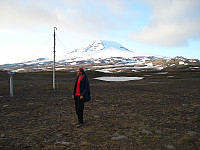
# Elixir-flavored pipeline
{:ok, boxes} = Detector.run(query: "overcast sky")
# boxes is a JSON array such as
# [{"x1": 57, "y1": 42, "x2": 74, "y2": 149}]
[{"x1": 0, "y1": 0, "x2": 200, "y2": 64}]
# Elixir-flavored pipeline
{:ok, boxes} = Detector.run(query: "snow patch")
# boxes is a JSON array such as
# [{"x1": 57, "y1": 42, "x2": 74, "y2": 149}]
[
  {"x1": 155, "y1": 72, "x2": 168, "y2": 74},
  {"x1": 189, "y1": 67, "x2": 199, "y2": 69},
  {"x1": 94, "y1": 77, "x2": 144, "y2": 81},
  {"x1": 179, "y1": 61, "x2": 185, "y2": 65}
]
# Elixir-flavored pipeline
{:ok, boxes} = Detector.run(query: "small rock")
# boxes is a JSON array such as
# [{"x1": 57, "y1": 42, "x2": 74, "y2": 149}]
[
  {"x1": 155, "y1": 129, "x2": 162, "y2": 134},
  {"x1": 112, "y1": 132, "x2": 120, "y2": 137},
  {"x1": 142, "y1": 129, "x2": 153, "y2": 135},
  {"x1": 56, "y1": 141, "x2": 72, "y2": 146},
  {"x1": 56, "y1": 134, "x2": 62, "y2": 137},
  {"x1": 164, "y1": 145, "x2": 176, "y2": 149},
  {"x1": 27, "y1": 103, "x2": 34, "y2": 106},
  {"x1": 111, "y1": 135, "x2": 128, "y2": 141},
  {"x1": 1, "y1": 134, "x2": 6, "y2": 138},
  {"x1": 2, "y1": 105, "x2": 9, "y2": 108},
  {"x1": 94, "y1": 115, "x2": 100, "y2": 118},
  {"x1": 187, "y1": 131, "x2": 199, "y2": 137}
]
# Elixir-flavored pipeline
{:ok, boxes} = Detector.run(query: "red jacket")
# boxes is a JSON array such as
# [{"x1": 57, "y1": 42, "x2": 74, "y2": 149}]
[
  {"x1": 73, "y1": 73, "x2": 91, "y2": 102},
  {"x1": 75, "y1": 76, "x2": 82, "y2": 96}
]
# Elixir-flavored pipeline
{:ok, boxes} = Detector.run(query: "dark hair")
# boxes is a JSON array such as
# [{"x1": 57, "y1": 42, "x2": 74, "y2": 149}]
[{"x1": 79, "y1": 68, "x2": 85, "y2": 74}]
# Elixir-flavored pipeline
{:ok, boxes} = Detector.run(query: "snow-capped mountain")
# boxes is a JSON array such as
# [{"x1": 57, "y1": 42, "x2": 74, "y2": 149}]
[
  {"x1": 0, "y1": 40, "x2": 199, "y2": 73},
  {"x1": 73, "y1": 40, "x2": 130, "y2": 52},
  {"x1": 65, "y1": 40, "x2": 152, "y2": 60}
]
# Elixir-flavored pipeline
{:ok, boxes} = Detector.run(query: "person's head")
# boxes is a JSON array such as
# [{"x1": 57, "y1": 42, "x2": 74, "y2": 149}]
[{"x1": 77, "y1": 68, "x2": 85, "y2": 76}]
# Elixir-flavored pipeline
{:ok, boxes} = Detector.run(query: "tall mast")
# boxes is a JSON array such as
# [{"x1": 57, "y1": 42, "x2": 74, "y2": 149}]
[{"x1": 53, "y1": 27, "x2": 57, "y2": 90}]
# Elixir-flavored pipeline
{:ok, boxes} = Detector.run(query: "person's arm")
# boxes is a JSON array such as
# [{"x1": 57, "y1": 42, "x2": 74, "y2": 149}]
[{"x1": 81, "y1": 77, "x2": 89, "y2": 98}]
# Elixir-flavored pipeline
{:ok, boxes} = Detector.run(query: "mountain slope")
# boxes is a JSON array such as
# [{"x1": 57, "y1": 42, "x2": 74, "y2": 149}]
[
  {"x1": 0, "y1": 40, "x2": 199, "y2": 73},
  {"x1": 65, "y1": 40, "x2": 151, "y2": 60},
  {"x1": 71, "y1": 40, "x2": 130, "y2": 53}
]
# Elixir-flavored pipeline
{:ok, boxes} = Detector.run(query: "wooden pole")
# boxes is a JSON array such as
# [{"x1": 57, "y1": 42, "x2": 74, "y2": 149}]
[{"x1": 53, "y1": 27, "x2": 57, "y2": 90}]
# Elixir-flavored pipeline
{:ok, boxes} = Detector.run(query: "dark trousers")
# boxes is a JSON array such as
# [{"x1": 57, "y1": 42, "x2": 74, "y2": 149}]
[{"x1": 74, "y1": 96, "x2": 84, "y2": 124}]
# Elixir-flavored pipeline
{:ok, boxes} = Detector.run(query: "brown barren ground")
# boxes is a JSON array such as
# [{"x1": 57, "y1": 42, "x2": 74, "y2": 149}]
[{"x1": 0, "y1": 70, "x2": 200, "y2": 150}]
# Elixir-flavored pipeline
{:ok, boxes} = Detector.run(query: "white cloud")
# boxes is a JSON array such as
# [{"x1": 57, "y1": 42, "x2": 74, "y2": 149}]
[
  {"x1": 0, "y1": 0, "x2": 135, "y2": 65},
  {"x1": 2, "y1": 0, "x2": 199, "y2": 49},
  {"x1": 130, "y1": 0, "x2": 200, "y2": 47},
  {"x1": 0, "y1": 0, "x2": 130, "y2": 37},
  {"x1": 0, "y1": 0, "x2": 61, "y2": 33}
]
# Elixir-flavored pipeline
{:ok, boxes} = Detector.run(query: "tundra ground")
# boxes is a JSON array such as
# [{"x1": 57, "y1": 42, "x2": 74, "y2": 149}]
[{"x1": 0, "y1": 70, "x2": 199, "y2": 150}]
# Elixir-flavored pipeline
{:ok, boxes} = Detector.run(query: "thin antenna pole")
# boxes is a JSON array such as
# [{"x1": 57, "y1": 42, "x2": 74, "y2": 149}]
[
  {"x1": 53, "y1": 27, "x2": 57, "y2": 90},
  {"x1": 8, "y1": 71, "x2": 15, "y2": 97}
]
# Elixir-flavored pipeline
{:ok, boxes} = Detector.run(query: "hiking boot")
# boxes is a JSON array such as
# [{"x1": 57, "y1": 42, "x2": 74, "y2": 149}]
[{"x1": 75, "y1": 123, "x2": 84, "y2": 128}]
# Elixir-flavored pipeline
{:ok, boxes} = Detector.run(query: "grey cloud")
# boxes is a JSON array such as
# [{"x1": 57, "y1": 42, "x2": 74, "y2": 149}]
[
  {"x1": 0, "y1": 0, "x2": 130, "y2": 37},
  {"x1": 0, "y1": 0, "x2": 62, "y2": 33}
]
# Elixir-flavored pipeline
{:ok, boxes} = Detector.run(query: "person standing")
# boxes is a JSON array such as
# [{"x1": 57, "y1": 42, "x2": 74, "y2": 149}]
[{"x1": 72, "y1": 68, "x2": 91, "y2": 126}]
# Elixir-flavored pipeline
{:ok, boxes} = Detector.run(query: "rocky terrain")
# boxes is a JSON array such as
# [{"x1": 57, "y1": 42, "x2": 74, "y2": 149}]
[
  {"x1": 1, "y1": 56, "x2": 199, "y2": 73},
  {"x1": 0, "y1": 69, "x2": 199, "y2": 150}
]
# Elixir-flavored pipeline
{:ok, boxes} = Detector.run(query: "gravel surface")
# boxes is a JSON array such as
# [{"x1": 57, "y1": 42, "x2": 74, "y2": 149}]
[{"x1": 0, "y1": 70, "x2": 200, "y2": 150}]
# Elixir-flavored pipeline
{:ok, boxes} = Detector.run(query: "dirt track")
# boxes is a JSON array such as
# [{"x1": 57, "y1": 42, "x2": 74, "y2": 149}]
[{"x1": 0, "y1": 70, "x2": 200, "y2": 150}]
